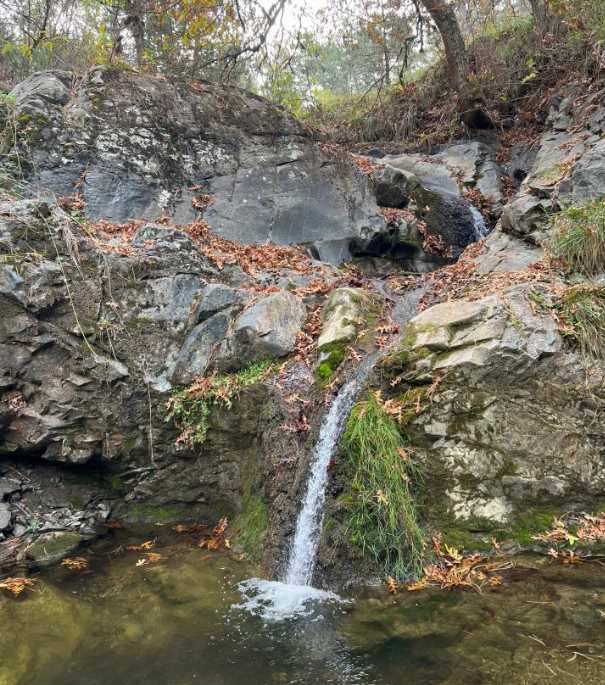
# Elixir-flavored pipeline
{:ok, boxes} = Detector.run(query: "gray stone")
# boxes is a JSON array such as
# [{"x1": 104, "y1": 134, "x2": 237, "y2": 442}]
[
  {"x1": 558, "y1": 138, "x2": 605, "y2": 202},
  {"x1": 373, "y1": 165, "x2": 414, "y2": 208},
  {"x1": 171, "y1": 310, "x2": 233, "y2": 384},
  {"x1": 219, "y1": 291, "x2": 306, "y2": 368},
  {"x1": 25, "y1": 531, "x2": 84, "y2": 567},
  {"x1": 10, "y1": 71, "x2": 71, "y2": 113},
  {"x1": 500, "y1": 194, "x2": 552, "y2": 240},
  {"x1": 0, "y1": 503, "x2": 11, "y2": 531},
  {"x1": 472, "y1": 228, "x2": 544, "y2": 274},
  {"x1": 317, "y1": 288, "x2": 374, "y2": 349},
  {"x1": 191, "y1": 284, "x2": 245, "y2": 323},
  {"x1": 382, "y1": 153, "x2": 460, "y2": 195}
]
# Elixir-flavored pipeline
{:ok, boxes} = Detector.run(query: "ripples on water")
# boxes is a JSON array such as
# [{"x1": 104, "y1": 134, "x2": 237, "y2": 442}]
[{"x1": 1, "y1": 531, "x2": 604, "y2": 685}]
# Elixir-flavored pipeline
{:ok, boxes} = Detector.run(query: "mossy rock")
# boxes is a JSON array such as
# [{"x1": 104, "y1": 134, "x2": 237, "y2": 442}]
[
  {"x1": 316, "y1": 342, "x2": 346, "y2": 383},
  {"x1": 231, "y1": 493, "x2": 268, "y2": 559},
  {"x1": 25, "y1": 531, "x2": 84, "y2": 568}
]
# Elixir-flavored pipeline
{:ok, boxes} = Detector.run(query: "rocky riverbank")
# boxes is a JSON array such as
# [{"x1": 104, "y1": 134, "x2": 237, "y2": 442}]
[{"x1": 1, "y1": 67, "x2": 604, "y2": 583}]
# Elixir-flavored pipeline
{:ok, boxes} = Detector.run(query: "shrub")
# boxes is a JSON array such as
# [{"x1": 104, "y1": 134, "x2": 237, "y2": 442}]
[
  {"x1": 549, "y1": 199, "x2": 605, "y2": 275},
  {"x1": 165, "y1": 360, "x2": 273, "y2": 446},
  {"x1": 555, "y1": 284, "x2": 605, "y2": 358},
  {"x1": 342, "y1": 392, "x2": 424, "y2": 580}
]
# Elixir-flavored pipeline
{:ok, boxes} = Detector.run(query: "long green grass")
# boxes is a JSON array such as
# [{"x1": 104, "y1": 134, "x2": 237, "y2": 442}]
[
  {"x1": 342, "y1": 393, "x2": 425, "y2": 580},
  {"x1": 557, "y1": 284, "x2": 605, "y2": 358},
  {"x1": 549, "y1": 199, "x2": 605, "y2": 275}
]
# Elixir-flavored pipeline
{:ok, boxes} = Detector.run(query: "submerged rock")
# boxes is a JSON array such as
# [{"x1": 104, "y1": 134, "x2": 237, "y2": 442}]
[{"x1": 25, "y1": 531, "x2": 85, "y2": 567}]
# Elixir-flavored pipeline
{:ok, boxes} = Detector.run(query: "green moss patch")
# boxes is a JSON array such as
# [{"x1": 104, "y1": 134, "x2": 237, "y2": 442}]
[
  {"x1": 232, "y1": 493, "x2": 268, "y2": 559},
  {"x1": 316, "y1": 342, "x2": 346, "y2": 383},
  {"x1": 127, "y1": 503, "x2": 184, "y2": 523}
]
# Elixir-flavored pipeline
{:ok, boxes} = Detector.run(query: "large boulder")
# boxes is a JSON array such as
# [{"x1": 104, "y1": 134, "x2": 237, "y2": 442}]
[
  {"x1": 6, "y1": 67, "x2": 385, "y2": 265},
  {"x1": 381, "y1": 284, "x2": 605, "y2": 532},
  {"x1": 217, "y1": 290, "x2": 306, "y2": 369},
  {"x1": 317, "y1": 288, "x2": 374, "y2": 350},
  {"x1": 359, "y1": 164, "x2": 489, "y2": 270},
  {"x1": 381, "y1": 142, "x2": 503, "y2": 208}
]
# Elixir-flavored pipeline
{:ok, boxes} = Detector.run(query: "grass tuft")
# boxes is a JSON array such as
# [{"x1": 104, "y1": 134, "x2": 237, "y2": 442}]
[
  {"x1": 342, "y1": 392, "x2": 425, "y2": 581},
  {"x1": 555, "y1": 284, "x2": 605, "y2": 358},
  {"x1": 549, "y1": 199, "x2": 605, "y2": 275}
]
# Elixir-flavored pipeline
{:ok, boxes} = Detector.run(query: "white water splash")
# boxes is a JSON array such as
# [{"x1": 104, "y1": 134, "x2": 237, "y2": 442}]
[{"x1": 236, "y1": 578, "x2": 345, "y2": 622}]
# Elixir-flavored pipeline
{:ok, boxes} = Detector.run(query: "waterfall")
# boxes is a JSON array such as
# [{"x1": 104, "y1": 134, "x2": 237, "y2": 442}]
[
  {"x1": 284, "y1": 357, "x2": 377, "y2": 586},
  {"x1": 469, "y1": 205, "x2": 489, "y2": 240},
  {"x1": 237, "y1": 287, "x2": 425, "y2": 620}
]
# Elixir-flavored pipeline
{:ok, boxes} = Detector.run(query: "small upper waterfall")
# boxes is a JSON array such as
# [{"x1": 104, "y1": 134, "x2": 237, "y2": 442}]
[
  {"x1": 284, "y1": 356, "x2": 378, "y2": 586},
  {"x1": 469, "y1": 205, "x2": 489, "y2": 240}
]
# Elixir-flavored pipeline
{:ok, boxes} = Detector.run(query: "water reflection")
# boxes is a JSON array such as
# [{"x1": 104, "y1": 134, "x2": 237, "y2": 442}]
[{"x1": 1, "y1": 533, "x2": 604, "y2": 685}]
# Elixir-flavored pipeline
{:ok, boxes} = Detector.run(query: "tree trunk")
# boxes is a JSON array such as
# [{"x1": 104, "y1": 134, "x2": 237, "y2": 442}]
[
  {"x1": 124, "y1": 0, "x2": 145, "y2": 68},
  {"x1": 419, "y1": 0, "x2": 493, "y2": 129},
  {"x1": 419, "y1": 0, "x2": 469, "y2": 92},
  {"x1": 528, "y1": 0, "x2": 549, "y2": 34}
]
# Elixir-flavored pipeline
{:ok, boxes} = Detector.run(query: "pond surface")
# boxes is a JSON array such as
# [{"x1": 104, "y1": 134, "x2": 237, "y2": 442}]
[{"x1": 2, "y1": 527, "x2": 604, "y2": 685}]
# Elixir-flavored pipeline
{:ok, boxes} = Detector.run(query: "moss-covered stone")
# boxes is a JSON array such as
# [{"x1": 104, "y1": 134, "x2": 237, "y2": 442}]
[
  {"x1": 232, "y1": 493, "x2": 268, "y2": 559},
  {"x1": 126, "y1": 503, "x2": 184, "y2": 523},
  {"x1": 25, "y1": 532, "x2": 84, "y2": 567},
  {"x1": 316, "y1": 342, "x2": 346, "y2": 383}
]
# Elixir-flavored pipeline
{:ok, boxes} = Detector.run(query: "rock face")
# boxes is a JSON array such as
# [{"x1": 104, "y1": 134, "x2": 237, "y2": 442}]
[
  {"x1": 7, "y1": 68, "x2": 385, "y2": 264},
  {"x1": 317, "y1": 288, "x2": 374, "y2": 350},
  {"x1": 356, "y1": 146, "x2": 494, "y2": 271},
  {"x1": 382, "y1": 284, "x2": 605, "y2": 533},
  {"x1": 382, "y1": 142, "x2": 503, "y2": 209},
  {"x1": 501, "y1": 86, "x2": 605, "y2": 241}
]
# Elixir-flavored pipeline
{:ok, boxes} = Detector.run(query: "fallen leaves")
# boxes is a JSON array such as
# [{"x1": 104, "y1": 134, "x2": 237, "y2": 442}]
[
  {"x1": 350, "y1": 154, "x2": 383, "y2": 176},
  {"x1": 0, "y1": 577, "x2": 35, "y2": 596},
  {"x1": 61, "y1": 557, "x2": 89, "y2": 571},
  {"x1": 191, "y1": 194, "x2": 214, "y2": 212},
  {"x1": 172, "y1": 523, "x2": 209, "y2": 534},
  {"x1": 2, "y1": 390, "x2": 25, "y2": 411},
  {"x1": 199, "y1": 517, "x2": 230, "y2": 551},
  {"x1": 406, "y1": 536, "x2": 511, "y2": 593},
  {"x1": 281, "y1": 415, "x2": 311, "y2": 433},
  {"x1": 136, "y1": 552, "x2": 165, "y2": 567},
  {"x1": 126, "y1": 540, "x2": 156, "y2": 552},
  {"x1": 419, "y1": 242, "x2": 550, "y2": 310},
  {"x1": 184, "y1": 220, "x2": 317, "y2": 275},
  {"x1": 295, "y1": 306, "x2": 322, "y2": 362},
  {"x1": 532, "y1": 513, "x2": 605, "y2": 563}
]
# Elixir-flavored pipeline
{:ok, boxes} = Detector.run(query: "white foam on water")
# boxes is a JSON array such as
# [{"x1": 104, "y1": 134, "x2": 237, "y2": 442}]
[{"x1": 237, "y1": 578, "x2": 346, "y2": 622}]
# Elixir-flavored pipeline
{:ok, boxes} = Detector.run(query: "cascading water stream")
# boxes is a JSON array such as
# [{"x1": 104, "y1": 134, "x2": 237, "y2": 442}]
[
  {"x1": 237, "y1": 287, "x2": 425, "y2": 621},
  {"x1": 284, "y1": 355, "x2": 379, "y2": 587}
]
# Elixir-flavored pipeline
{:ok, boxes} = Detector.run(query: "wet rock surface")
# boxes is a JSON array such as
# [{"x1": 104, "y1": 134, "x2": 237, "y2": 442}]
[{"x1": 1, "y1": 67, "x2": 605, "y2": 583}]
